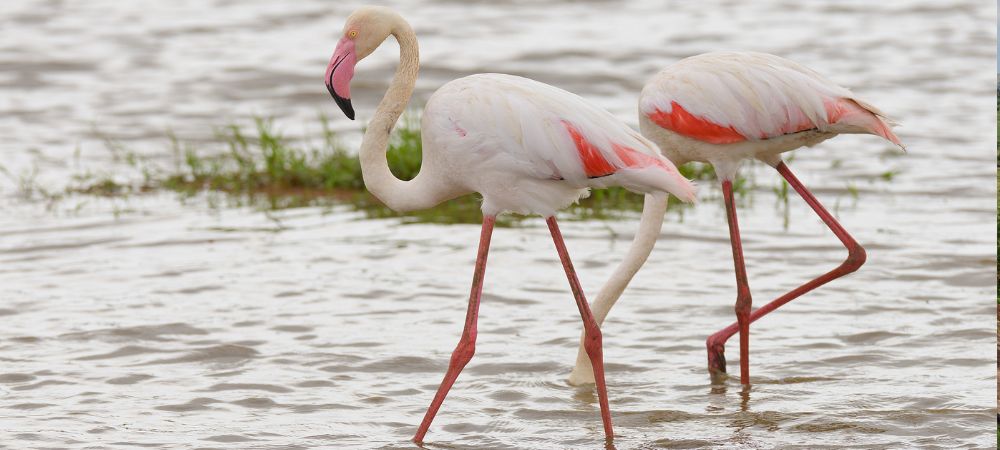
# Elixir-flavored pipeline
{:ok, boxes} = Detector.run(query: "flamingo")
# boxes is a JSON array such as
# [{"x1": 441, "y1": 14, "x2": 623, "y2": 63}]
[
  {"x1": 567, "y1": 51, "x2": 904, "y2": 387},
  {"x1": 323, "y1": 6, "x2": 696, "y2": 442}
]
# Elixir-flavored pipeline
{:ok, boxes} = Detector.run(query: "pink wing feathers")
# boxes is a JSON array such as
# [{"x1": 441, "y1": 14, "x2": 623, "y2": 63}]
[
  {"x1": 639, "y1": 52, "x2": 903, "y2": 148},
  {"x1": 561, "y1": 120, "x2": 675, "y2": 178}
]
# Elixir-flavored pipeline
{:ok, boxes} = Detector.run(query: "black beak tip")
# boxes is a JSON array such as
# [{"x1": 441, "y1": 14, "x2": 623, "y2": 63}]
[
  {"x1": 327, "y1": 84, "x2": 355, "y2": 120},
  {"x1": 338, "y1": 96, "x2": 355, "y2": 121}
]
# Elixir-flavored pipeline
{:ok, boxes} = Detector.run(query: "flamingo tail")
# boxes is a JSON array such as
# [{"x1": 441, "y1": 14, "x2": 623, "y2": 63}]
[{"x1": 831, "y1": 98, "x2": 906, "y2": 151}]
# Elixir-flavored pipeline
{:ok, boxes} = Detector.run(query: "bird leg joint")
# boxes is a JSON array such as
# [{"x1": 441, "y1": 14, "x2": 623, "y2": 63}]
[
  {"x1": 734, "y1": 288, "x2": 752, "y2": 317},
  {"x1": 841, "y1": 243, "x2": 867, "y2": 274},
  {"x1": 450, "y1": 337, "x2": 476, "y2": 368},
  {"x1": 583, "y1": 327, "x2": 603, "y2": 357}
]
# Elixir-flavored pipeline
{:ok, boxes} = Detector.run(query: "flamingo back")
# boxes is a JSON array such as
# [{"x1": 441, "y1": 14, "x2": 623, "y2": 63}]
[
  {"x1": 423, "y1": 74, "x2": 696, "y2": 210},
  {"x1": 639, "y1": 52, "x2": 902, "y2": 149}
]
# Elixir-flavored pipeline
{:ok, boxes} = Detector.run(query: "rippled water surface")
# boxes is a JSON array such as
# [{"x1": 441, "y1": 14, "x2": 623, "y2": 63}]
[{"x1": 0, "y1": 0, "x2": 996, "y2": 448}]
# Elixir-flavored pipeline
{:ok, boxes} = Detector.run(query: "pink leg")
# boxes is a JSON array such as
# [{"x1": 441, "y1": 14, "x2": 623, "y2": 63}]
[
  {"x1": 706, "y1": 162, "x2": 866, "y2": 380},
  {"x1": 413, "y1": 215, "x2": 495, "y2": 443},
  {"x1": 546, "y1": 216, "x2": 614, "y2": 441},
  {"x1": 714, "y1": 180, "x2": 753, "y2": 385}
]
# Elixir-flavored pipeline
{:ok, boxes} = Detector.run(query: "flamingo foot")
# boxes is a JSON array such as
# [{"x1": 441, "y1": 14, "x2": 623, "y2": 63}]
[{"x1": 706, "y1": 335, "x2": 728, "y2": 383}]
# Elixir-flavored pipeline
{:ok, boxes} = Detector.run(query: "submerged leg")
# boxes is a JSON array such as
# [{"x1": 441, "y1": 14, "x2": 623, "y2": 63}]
[
  {"x1": 705, "y1": 162, "x2": 866, "y2": 381},
  {"x1": 546, "y1": 216, "x2": 614, "y2": 441},
  {"x1": 708, "y1": 180, "x2": 753, "y2": 385},
  {"x1": 413, "y1": 215, "x2": 496, "y2": 443}
]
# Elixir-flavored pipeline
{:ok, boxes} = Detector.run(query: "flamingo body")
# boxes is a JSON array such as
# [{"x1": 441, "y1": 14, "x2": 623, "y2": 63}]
[
  {"x1": 424, "y1": 73, "x2": 695, "y2": 216},
  {"x1": 638, "y1": 52, "x2": 903, "y2": 177}
]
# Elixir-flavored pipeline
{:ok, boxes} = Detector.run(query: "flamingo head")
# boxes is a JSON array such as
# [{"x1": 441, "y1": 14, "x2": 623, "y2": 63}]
[{"x1": 325, "y1": 6, "x2": 399, "y2": 120}]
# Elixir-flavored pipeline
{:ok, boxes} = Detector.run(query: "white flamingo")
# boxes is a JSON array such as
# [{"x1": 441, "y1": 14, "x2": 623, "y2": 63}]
[
  {"x1": 568, "y1": 51, "x2": 904, "y2": 387},
  {"x1": 324, "y1": 6, "x2": 696, "y2": 442}
]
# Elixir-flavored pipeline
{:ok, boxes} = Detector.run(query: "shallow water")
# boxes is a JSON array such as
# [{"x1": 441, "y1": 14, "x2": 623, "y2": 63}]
[{"x1": 0, "y1": 0, "x2": 996, "y2": 448}]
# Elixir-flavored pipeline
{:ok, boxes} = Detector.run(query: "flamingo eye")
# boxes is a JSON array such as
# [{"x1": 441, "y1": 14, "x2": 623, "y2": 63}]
[{"x1": 349, "y1": 30, "x2": 358, "y2": 38}]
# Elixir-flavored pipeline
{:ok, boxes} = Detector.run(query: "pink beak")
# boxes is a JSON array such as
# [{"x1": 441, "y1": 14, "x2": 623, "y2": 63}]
[{"x1": 325, "y1": 37, "x2": 357, "y2": 120}]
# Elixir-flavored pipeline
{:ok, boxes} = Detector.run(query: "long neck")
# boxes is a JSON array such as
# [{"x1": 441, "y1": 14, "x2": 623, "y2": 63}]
[
  {"x1": 359, "y1": 18, "x2": 450, "y2": 212},
  {"x1": 567, "y1": 193, "x2": 668, "y2": 385},
  {"x1": 591, "y1": 193, "x2": 668, "y2": 321}
]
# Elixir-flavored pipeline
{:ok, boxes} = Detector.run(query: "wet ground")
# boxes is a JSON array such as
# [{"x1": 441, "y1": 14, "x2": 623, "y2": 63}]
[{"x1": 0, "y1": 0, "x2": 996, "y2": 448}]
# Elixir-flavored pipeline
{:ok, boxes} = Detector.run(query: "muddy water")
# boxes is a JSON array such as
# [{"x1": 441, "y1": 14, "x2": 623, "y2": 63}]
[{"x1": 0, "y1": 0, "x2": 996, "y2": 448}]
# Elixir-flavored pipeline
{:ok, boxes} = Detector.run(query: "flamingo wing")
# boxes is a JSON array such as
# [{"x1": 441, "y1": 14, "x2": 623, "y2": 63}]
[
  {"x1": 639, "y1": 52, "x2": 903, "y2": 148},
  {"x1": 425, "y1": 73, "x2": 696, "y2": 201}
]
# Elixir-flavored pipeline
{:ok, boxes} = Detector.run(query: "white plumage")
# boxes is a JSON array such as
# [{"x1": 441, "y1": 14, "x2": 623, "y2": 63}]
[
  {"x1": 423, "y1": 73, "x2": 695, "y2": 216},
  {"x1": 637, "y1": 52, "x2": 903, "y2": 179},
  {"x1": 640, "y1": 51, "x2": 900, "y2": 142}
]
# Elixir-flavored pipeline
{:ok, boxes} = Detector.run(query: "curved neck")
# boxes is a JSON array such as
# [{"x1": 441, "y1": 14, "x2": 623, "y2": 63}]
[
  {"x1": 590, "y1": 193, "x2": 668, "y2": 324},
  {"x1": 359, "y1": 17, "x2": 451, "y2": 212}
]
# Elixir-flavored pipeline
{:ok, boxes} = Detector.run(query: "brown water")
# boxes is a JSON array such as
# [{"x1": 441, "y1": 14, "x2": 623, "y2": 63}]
[{"x1": 0, "y1": 0, "x2": 996, "y2": 448}]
